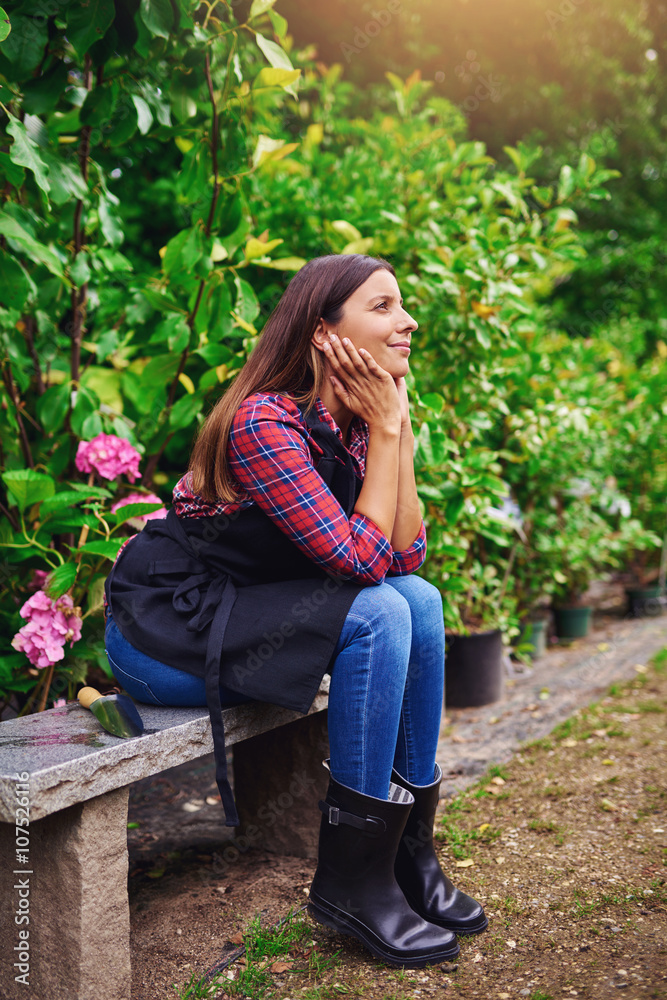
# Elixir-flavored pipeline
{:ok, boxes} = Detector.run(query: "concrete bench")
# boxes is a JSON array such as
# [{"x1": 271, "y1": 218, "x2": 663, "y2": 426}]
[{"x1": 0, "y1": 683, "x2": 330, "y2": 1000}]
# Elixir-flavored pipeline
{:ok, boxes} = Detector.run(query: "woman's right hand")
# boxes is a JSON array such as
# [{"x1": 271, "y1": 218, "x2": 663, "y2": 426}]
[{"x1": 323, "y1": 334, "x2": 401, "y2": 435}]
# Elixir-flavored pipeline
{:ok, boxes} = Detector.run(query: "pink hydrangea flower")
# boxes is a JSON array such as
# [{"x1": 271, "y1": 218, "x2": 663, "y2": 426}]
[
  {"x1": 11, "y1": 590, "x2": 83, "y2": 669},
  {"x1": 75, "y1": 433, "x2": 141, "y2": 482},
  {"x1": 111, "y1": 492, "x2": 167, "y2": 523}
]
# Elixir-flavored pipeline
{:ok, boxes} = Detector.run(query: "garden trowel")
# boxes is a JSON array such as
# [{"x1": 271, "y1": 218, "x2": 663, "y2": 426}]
[{"x1": 77, "y1": 686, "x2": 144, "y2": 738}]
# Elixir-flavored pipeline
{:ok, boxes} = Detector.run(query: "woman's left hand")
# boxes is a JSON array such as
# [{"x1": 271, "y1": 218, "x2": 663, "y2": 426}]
[{"x1": 395, "y1": 377, "x2": 412, "y2": 435}]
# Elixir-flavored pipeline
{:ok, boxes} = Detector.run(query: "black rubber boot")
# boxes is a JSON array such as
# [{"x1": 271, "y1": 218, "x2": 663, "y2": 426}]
[
  {"x1": 308, "y1": 764, "x2": 459, "y2": 967},
  {"x1": 393, "y1": 765, "x2": 488, "y2": 935}
]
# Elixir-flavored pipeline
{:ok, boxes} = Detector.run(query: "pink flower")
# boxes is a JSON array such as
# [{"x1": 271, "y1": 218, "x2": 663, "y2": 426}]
[
  {"x1": 75, "y1": 433, "x2": 141, "y2": 482},
  {"x1": 111, "y1": 492, "x2": 167, "y2": 523},
  {"x1": 11, "y1": 590, "x2": 83, "y2": 669},
  {"x1": 53, "y1": 698, "x2": 67, "y2": 708}
]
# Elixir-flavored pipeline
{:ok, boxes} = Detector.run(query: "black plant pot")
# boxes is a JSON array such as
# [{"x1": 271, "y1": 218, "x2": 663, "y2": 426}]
[
  {"x1": 625, "y1": 586, "x2": 665, "y2": 618},
  {"x1": 553, "y1": 605, "x2": 592, "y2": 640},
  {"x1": 445, "y1": 628, "x2": 504, "y2": 708}
]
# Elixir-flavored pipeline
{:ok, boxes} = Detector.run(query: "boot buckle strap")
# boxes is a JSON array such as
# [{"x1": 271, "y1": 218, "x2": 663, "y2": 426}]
[{"x1": 319, "y1": 800, "x2": 386, "y2": 835}]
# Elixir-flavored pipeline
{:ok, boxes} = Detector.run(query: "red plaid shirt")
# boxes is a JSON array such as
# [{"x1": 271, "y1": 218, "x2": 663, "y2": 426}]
[{"x1": 173, "y1": 393, "x2": 426, "y2": 586}]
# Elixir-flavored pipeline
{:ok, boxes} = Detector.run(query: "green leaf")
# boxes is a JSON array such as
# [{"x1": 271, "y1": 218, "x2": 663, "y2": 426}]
[
  {"x1": 70, "y1": 385, "x2": 101, "y2": 437},
  {"x1": 255, "y1": 33, "x2": 297, "y2": 96},
  {"x1": 6, "y1": 117, "x2": 50, "y2": 199},
  {"x1": 139, "y1": 0, "x2": 173, "y2": 39},
  {"x1": 169, "y1": 392, "x2": 204, "y2": 432},
  {"x1": 45, "y1": 563, "x2": 78, "y2": 599},
  {"x1": 268, "y1": 9, "x2": 288, "y2": 36},
  {"x1": 253, "y1": 68, "x2": 301, "y2": 92},
  {"x1": 557, "y1": 164, "x2": 576, "y2": 202},
  {"x1": 3, "y1": 470, "x2": 56, "y2": 511},
  {"x1": 86, "y1": 575, "x2": 106, "y2": 615},
  {"x1": 0, "y1": 215, "x2": 65, "y2": 279},
  {"x1": 41, "y1": 153, "x2": 88, "y2": 205},
  {"x1": 0, "y1": 249, "x2": 31, "y2": 309},
  {"x1": 249, "y1": 0, "x2": 278, "y2": 18},
  {"x1": 0, "y1": 655, "x2": 34, "y2": 693},
  {"x1": 78, "y1": 539, "x2": 127, "y2": 559},
  {"x1": 99, "y1": 194, "x2": 124, "y2": 248},
  {"x1": 21, "y1": 61, "x2": 69, "y2": 115},
  {"x1": 255, "y1": 32, "x2": 293, "y2": 70},
  {"x1": 47, "y1": 511, "x2": 96, "y2": 531},
  {"x1": 0, "y1": 150, "x2": 25, "y2": 188},
  {"x1": 445, "y1": 492, "x2": 466, "y2": 526},
  {"x1": 234, "y1": 275, "x2": 260, "y2": 323},
  {"x1": 472, "y1": 321, "x2": 492, "y2": 350},
  {"x1": 420, "y1": 393, "x2": 444, "y2": 413},
  {"x1": 80, "y1": 86, "x2": 116, "y2": 127},
  {"x1": 163, "y1": 226, "x2": 202, "y2": 276},
  {"x1": 195, "y1": 343, "x2": 233, "y2": 366},
  {"x1": 110, "y1": 502, "x2": 164, "y2": 524},
  {"x1": 82, "y1": 412, "x2": 104, "y2": 438},
  {"x1": 69, "y1": 482, "x2": 113, "y2": 498},
  {"x1": 140, "y1": 286, "x2": 185, "y2": 314},
  {"x1": 70, "y1": 252, "x2": 91, "y2": 286},
  {"x1": 36, "y1": 383, "x2": 70, "y2": 433},
  {"x1": 67, "y1": 0, "x2": 115, "y2": 57},
  {"x1": 132, "y1": 94, "x2": 153, "y2": 135},
  {"x1": 0, "y1": 14, "x2": 47, "y2": 73},
  {"x1": 41, "y1": 490, "x2": 94, "y2": 513},
  {"x1": 0, "y1": 7, "x2": 10, "y2": 42},
  {"x1": 254, "y1": 255, "x2": 306, "y2": 271},
  {"x1": 149, "y1": 313, "x2": 190, "y2": 352},
  {"x1": 106, "y1": 94, "x2": 139, "y2": 145}
]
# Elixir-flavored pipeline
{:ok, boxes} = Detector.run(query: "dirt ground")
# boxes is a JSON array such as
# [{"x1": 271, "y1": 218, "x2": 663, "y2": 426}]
[{"x1": 127, "y1": 629, "x2": 667, "y2": 1000}]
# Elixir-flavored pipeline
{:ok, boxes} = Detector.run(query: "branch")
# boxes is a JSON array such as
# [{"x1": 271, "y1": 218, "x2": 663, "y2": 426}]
[
  {"x1": 142, "y1": 52, "x2": 224, "y2": 488},
  {"x1": 1, "y1": 363, "x2": 34, "y2": 468},
  {"x1": 0, "y1": 499, "x2": 18, "y2": 531},
  {"x1": 70, "y1": 54, "x2": 93, "y2": 389},
  {"x1": 23, "y1": 314, "x2": 45, "y2": 395}
]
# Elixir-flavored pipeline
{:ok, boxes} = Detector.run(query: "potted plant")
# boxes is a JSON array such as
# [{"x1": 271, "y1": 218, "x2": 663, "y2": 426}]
[
  {"x1": 418, "y1": 461, "x2": 523, "y2": 708},
  {"x1": 531, "y1": 494, "x2": 661, "y2": 639},
  {"x1": 622, "y1": 522, "x2": 667, "y2": 617}
]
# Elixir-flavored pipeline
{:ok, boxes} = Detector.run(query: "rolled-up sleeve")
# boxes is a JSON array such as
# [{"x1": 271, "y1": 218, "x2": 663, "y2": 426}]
[
  {"x1": 228, "y1": 395, "x2": 396, "y2": 585},
  {"x1": 388, "y1": 520, "x2": 427, "y2": 576}
]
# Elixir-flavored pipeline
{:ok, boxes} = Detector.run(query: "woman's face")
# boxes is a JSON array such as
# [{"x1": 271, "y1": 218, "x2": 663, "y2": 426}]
[{"x1": 317, "y1": 270, "x2": 418, "y2": 379}]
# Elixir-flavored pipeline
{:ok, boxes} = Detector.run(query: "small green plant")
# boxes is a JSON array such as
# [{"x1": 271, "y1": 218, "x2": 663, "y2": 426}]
[
  {"x1": 502, "y1": 895, "x2": 527, "y2": 916},
  {"x1": 173, "y1": 908, "x2": 316, "y2": 1000},
  {"x1": 651, "y1": 648, "x2": 667, "y2": 673},
  {"x1": 528, "y1": 818, "x2": 560, "y2": 834},
  {"x1": 173, "y1": 969, "x2": 231, "y2": 999}
]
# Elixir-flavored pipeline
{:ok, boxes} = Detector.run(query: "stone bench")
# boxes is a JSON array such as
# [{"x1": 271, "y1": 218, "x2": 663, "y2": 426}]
[{"x1": 0, "y1": 682, "x2": 330, "y2": 1000}]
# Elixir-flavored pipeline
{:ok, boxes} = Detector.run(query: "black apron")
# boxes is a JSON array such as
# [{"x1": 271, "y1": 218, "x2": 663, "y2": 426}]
[{"x1": 105, "y1": 404, "x2": 368, "y2": 825}]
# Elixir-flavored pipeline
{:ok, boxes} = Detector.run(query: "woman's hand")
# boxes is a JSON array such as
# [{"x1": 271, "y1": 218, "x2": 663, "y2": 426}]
[
  {"x1": 323, "y1": 334, "x2": 401, "y2": 436},
  {"x1": 395, "y1": 377, "x2": 412, "y2": 435}
]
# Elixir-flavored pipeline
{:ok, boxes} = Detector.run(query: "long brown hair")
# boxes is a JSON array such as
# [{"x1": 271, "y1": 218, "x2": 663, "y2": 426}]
[{"x1": 189, "y1": 254, "x2": 396, "y2": 502}]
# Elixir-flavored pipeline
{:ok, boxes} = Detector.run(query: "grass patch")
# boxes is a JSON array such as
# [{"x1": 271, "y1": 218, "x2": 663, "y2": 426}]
[
  {"x1": 501, "y1": 894, "x2": 528, "y2": 916},
  {"x1": 173, "y1": 908, "x2": 339, "y2": 1000},
  {"x1": 651, "y1": 647, "x2": 667, "y2": 674},
  {"x1": 571, "y1": 881, "x2": 667, "y2": 920},
  {"x1": 528, "y1": 818, "x2": 560, "y2": 834},
  {"x1": 636, "y1": 700, "x2": 664, "y2": 713}
]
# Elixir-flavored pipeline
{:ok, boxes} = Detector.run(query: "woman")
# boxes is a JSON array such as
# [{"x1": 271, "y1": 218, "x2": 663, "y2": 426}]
[{"x1": 104, "y1": 254, "x2": 487, "y2": 967}]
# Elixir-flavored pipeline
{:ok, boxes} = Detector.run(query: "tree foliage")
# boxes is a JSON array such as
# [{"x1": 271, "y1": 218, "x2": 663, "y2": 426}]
[{"x1": 0, "y1": 0, "x2": 664, "y2": 714}]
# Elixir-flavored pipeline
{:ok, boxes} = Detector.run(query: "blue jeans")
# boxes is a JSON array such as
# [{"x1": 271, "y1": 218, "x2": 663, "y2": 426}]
[
  {"x1": 104, "y1": 613, "x2": 251, "y2": 708},
  {"x1": 104, "y1": 575, "x2": 444, "y2": 799}
]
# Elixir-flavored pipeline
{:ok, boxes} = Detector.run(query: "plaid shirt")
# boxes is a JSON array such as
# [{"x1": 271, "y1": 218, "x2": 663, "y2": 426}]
[{"x1": 173, "y1": 393, "x2": 426, "y2": 585}]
